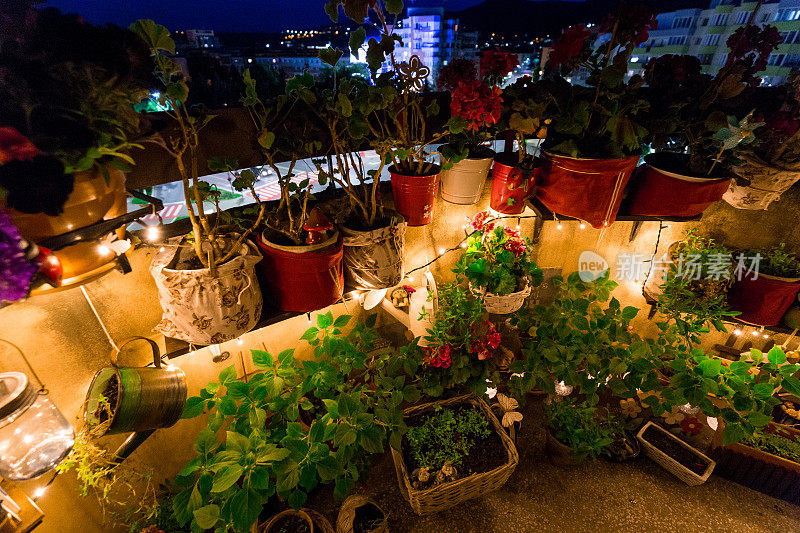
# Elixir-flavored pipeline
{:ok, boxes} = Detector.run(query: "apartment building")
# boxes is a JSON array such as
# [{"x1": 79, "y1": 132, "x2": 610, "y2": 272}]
[
  {"x1": 629, "y1": 0, "x2": 800, "y2": 86},
  {"x1": 389, "y1": 7, "x2": 459, "y2": 85}
]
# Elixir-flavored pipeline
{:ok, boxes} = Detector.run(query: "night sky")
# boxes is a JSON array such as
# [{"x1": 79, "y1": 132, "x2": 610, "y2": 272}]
[{"x1": 45, "y1": 0, "x2": 582, "y2": 33}]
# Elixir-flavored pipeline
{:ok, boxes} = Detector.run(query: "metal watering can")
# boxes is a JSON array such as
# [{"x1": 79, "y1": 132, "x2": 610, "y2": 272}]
[{"x1": 84, "y1": 336, "x2": 187, "y2": 460}]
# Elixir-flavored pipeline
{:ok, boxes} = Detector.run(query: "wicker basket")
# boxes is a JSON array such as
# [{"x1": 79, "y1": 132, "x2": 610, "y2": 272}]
[
  {"x1": 636, "y1": 421, "x2": 715, "y2": 486},
  {"x1": 335, "y1": 495, "x2": 388, "y2": 533},
  {"x1": 391, "y1": 394, "x2": 519, "y2": 515},
  {"x1": 260, "y1": 509, "x2": 315, "y2": 532},
  {"x1": 471, "y1": 279, "x2": 531, "y2": 315}
]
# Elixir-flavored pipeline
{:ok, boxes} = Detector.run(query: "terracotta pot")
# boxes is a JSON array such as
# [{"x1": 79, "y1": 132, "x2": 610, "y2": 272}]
[
  {"x1": 545, "y1": 429, "x2": 580, "y2": 466},
  {"x1": 8, "y1": 166, "x2": 127, "y2": 283},
  {"x1": 489, "y1": 153, "x2": 535, "y2": 214},
  {"x1": 727, "y1": 155, "x2": 800, "y2": 210},
  {"x1": 727, "y1": 272, "x2": 800, "y2": 326},
  {"x1": 389, "y1": 164, "x2": 440, "y2": 226},
  {"x1": 626, "y1": 153, "x2": 731, "y2": 217},
  {"x1": 536, "y1": 152, "x2": 639, "y2": 228},
  {"x1": 254, "y1": 230, "x2": 343, "y2": 312},
  {"x1": 440, "y1": 152, "x2": 494, "y2": 205},
  {"x1": 340, "y1": 210, "x2": 406, "y2": 290}
]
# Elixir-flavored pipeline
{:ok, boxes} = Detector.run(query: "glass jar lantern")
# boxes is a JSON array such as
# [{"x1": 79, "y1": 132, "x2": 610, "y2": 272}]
[{"x1": 0, "y1": 372, "x2": 74, "y2": 480}]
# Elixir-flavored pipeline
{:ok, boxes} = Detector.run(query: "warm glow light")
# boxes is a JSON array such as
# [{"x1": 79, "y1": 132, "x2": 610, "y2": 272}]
[
  {"x1": 33, "y1": 487, "x2": 46, "y2": 499},
  {"x1": 236, "y1": 338, "x2": 243, "y2": 346},
  {"x1": 408, "y1": 276, "x2": 414, "y2": 283},
  {"x1": 159, "y1": 247, "x2": 165, "y2": 252},
  {"x1": 556, "y1": 224, "x2": 563, "y2": 230},
  {"x1": 579, "y1": 223, "x2": 586, "y2": 229},
  {"x1": 733, "y1": 329, "x2": 742, "y2": 335},
  {"x1": 460, "y1": 242, "x2": 467, "y2": 248},
  {"x1": 146, "y1": 226, "x2": 160, "y2": 241},
  {"x1": 97, "y1": 244, "x2": 111, "y2": 255},
  {"x1": 438, "y1": 248, "x2": 446, "y2": 255}
]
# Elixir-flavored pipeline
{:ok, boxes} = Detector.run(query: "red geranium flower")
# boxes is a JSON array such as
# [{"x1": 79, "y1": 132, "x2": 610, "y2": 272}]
[
  {"x1": 450, "y1": 80, "x2": 504, "y2": 131},
  {"x1": 549, "y1": 24, "x2": 592, "y2": 69},
  {"x1": 424, "y1": 345, "x2": 452, "y2": 369},
  {"x1": 726, "y1": 24, "x2": 782, "y2": 85},
  {"x1": 480, "y1": 48, "x2": 519, "y2": 84},
  {"x1": 600, "y1": 3, "x2": 658, "y2": 47},
  {"x1": 0, "y1": 128, "x2": 39, "y2": 164},
  {"x1": 468, "y1": 211, "x2": 496, "y2": 233},
  {"x1": 438, "y1": 58, "x2": 477, "y2": 91}
]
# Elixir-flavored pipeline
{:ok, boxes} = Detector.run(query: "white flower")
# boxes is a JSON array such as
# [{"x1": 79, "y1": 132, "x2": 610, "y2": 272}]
[
  {"x1": 619, "y1": 398, "x2": 642, "y2": 418},
  {"x1": 661, "y1": 406, "x2": 685, "y2": 425}
]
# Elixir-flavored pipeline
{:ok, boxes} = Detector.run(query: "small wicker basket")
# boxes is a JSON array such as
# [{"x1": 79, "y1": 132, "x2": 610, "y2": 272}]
[
  {"x1": 391, "y1": 394, "x2": 519, "y2": 515},
  {"x1": 335, "y1": 495, "x2": 387, "y2": 533},
  {"x1": 471, "y1": 279, "x2": 531, "y2": 315},
  {"x1": 636, "y1": 421, "x2": 715, "y2": 486}
]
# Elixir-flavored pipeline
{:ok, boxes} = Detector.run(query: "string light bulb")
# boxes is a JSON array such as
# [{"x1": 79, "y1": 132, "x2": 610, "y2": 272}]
[
  {"x1": 97, "y1": 244, "x2": 111, "y2": 255},
  {"x1": 146, "y1": 226, "x2": 160, "y2": 242},
  {"x1": 557, "y1": 224, "x2": 563, "y2": 230},
  {"x1": 33, "y1": 487, "x2": 46, "y2": 499},
  {"x1": 408, "y1": 275, "x2": 414, "y2": 283},
  {"x1": 438, "y1": 248, "x2": 446, "y2": 255},
  {"x1": 733, "y1": 329, "x2": 742, "y2": 335},
  {"x1": 236, "y1": 338, "x2": 244, "y2": 346},
  {"x1": 580, "y1": 223, "x2": 586, "y2": 229}
]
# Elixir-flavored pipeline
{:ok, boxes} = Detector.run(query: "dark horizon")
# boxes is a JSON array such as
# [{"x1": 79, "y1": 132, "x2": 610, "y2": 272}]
[{"x1": 44, "y1": 0, "x2": 586, "y2": 33}]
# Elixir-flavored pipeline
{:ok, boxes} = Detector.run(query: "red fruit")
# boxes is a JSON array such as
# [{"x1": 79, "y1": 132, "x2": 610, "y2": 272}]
[{"x1": 36, "y1": 247, "x2": 63, "y2": 286}]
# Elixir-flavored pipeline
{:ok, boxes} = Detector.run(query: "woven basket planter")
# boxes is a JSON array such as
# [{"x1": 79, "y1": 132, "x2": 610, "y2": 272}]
[
  {"x1": 636, "y1": 421, "x2": 715, "y2": 486},
  {"x1": 471, "y1": 279, "x2": 531, "y2": 315},
  {"x1": 335, "y1": 495, "x2": 387, "y2": 533},
  {"x1": 391, "y1": 394, "x2": 519, "y2": 515},
  {"x1": 260, "y1": 509, "x2": 315, "y2": 532}
]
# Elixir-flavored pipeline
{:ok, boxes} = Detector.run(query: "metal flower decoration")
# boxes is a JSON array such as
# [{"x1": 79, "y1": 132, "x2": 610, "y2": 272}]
[{"x1": 398, "y1": 55, "x2": 430, "y2": 91}]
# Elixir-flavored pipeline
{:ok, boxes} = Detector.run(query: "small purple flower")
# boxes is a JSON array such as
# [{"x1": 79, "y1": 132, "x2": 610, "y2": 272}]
[{"x1": 0, "y1": 211, "x2": 38, "y2": 303}]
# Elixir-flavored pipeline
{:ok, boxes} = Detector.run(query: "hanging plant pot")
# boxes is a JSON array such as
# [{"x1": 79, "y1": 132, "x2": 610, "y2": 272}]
[
  {"x1": 726, "y1": 155, "x2": 800, "y2": 210},
  {"x1": 336, "y1": 495, "x2": 388, "y2": 533},
  {"x1": 440, "y1": 150, "x2": 494, "y2": 205},
  {"x1": 489, "y1": 153, "x2": 535, "y2": 215},
  {"x1": 340, "y1": 210, "x2": 406, "y2": 290},
  {"x1": 254, "y1": 230, "x2": 343, "y2": 313},
  {"x1": 636, "y1": 421, "x2": 715, "y2": 486},
  {"x1": 536, "y1": 152, "x2": 639, "y2": 228},
  {"x1": 389, "y1": 164, "x2": 440, "y2": 226},
  {"x1": 626, "y1": 153, "x2": 731, "y2": 217},
  {"x1": 7, "y1": 166, "x2": 127, "y2": 284},
  {"x1": 727, "y1": 273, "x2": 800, "y2": 326},
  {"x1": 260, "y1": 509, "x2": 315, "y2": 533},
  {"x1": 150, "y1": 239, "x2": 263, "y2": 345},
  {"x1": 84, "y1": 336, "x2": 187, "y2": 436},
  {"x1": 470, "y1": 278, "x2": 530, "y2": 315}
]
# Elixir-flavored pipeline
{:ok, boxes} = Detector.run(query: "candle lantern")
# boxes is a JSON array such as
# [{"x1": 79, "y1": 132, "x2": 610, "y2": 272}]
[{"x1": 0, "y1": 372, "x2": 74, "y2": 480}]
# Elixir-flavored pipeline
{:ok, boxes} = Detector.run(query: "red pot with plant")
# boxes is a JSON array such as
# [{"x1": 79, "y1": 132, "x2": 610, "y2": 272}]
[
  {"x1": 389, "y1": 164, "x2": 441, "y2": 226},
  {"x1": 626, "y1": 153, "x2": 732, "y2": 217},
  {"x1": 727, "y1": 244, "x2": 800, "y2": 326},
  {"x1": 489, "y1": 153, "x2": 537, "y2": 214}
]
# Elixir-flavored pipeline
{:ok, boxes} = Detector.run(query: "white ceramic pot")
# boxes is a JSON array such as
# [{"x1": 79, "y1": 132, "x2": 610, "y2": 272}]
[{"x1": 440, "y1": 154, "x2": 494, "y2": 205}]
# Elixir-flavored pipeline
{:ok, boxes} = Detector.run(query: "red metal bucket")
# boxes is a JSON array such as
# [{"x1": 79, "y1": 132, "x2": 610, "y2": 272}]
[
  {"x1": 536, "y1": 152, "x2": 639, "y2": 228},
  {"x1": 627, "y1": 154, "x2": 731, "y2": 217},
  {"x1": 728, "y1": 273, "x2": 800, "y2": 326},
  {"x1": 490, "y1": 154, "x2": 536, "y2": 215},
  {"x1": 254, "y1": 231, "x2": 344, "y2": 312},
  {"x1": 389, "y1": 165, "x2": 440, "y2": 226}
]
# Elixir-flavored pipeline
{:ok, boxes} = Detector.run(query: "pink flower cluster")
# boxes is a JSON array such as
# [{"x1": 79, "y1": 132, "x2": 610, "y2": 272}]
[
  {"x1": 424, "y1": 345, "x2": 452, "y2": 369},
  {"x1": 468, "y1": 211, "x2": 496, "y2": 233},
  {"x1": 502, "y1": 227, "x2": 527, "y2": 258},
  {"x1": 469, "y1": 321, "x2": 501, "y2": 360}
]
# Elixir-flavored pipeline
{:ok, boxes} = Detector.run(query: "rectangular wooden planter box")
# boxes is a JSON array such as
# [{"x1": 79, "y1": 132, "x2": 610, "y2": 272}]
[
  {"x1": 390, "y1": 394, "x2": 519, "y2": 515},
  {"x1": 636, "y1": 421, "x2": 716, "y2": 486},
  {"x1": 710, "y1": 422, "x2": 800, "y2": 505}
]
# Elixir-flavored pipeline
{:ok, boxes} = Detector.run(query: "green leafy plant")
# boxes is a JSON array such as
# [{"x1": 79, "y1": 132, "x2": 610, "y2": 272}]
[
  {"x1": 172, "y1": 312, "x2": 419, "y2": 532},
  {"x1": 455, "y1": 211, "x2": 543, "y2": 296},
  {"x1": 759, "y1": 243, "x2": 800, "y2": 278},
  {"x1": 131, "y1": 20, "x2": 264, "y2": 273},
  {"x1": 545, "y1": 399, "x2": 614, "y2": 462},
  {"x1": 742, "y1": 427, "x2": 800, "y2": 463},
  {"x1": 406, "y1": 405, "x2": 491, "y2": 472}
]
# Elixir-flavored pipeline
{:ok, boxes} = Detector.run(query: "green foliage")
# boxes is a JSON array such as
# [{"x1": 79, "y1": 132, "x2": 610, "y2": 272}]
[
  {"x1": 173, "y1": 313, "x2": 417, "y2": 532},
  {"x1": 455, "y1": 216, "x2": 543, "y2": 296},
  {"x1": 545, "y1": 400, "x2": 614, "y2": 462},
  {"x1": 406, "y1": 406, "x2": 491, "y2": 471},
  {"x1": 759, "y1": 243, "x2": 800, "y2": 278},
  {"x1": 742, "y1": 428, "x2": 800, "y2": 463}
]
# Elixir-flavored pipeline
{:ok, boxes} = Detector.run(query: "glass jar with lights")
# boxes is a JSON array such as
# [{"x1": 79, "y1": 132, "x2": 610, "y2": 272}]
[{"x1": 0, "y1": 372, "x2": 74, "y2": 480}]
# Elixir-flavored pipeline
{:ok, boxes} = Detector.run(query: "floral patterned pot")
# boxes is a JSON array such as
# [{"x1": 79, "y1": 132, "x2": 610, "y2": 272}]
[
  {"x1": 726, "y1": 155, "x2": 800, "y2": 210},
  {"x1": 150, "y1": 240, "x2": 263, "y2": 345}
]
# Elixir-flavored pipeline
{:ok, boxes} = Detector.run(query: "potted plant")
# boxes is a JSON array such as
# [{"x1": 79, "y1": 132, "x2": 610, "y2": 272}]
[
  {"x1": 390, "y1": 394, "x2": 518, "y2": 515},
  {"x1": 726, "y1": 73, "x2": 800, "y2": 209},
  {"x1": 336, "y1": 495, "x2": 387, "y2": 533},
  {"x1": 728, "y1": 243, "x2": 800, "y2": 326},
  {"x1": 492, "y1": 76, "x2": 552, "y2": 214},
  {"x1": 310, "y1": 71, "x2": 406, "y2": 289},
  {"x1": 630, "y1": 23, "x2": 781, "y2": 217},
  {"x1": 544, "y1": 399, "x2": 614, "y2": 466},
  {"x1": 261, "y1": 509, "x2": 315, "y2": 533},
  {"x1": 0, "y1": 7, "x2": 150, "y2": 282},
  {"x1": 711, "y1": 421, "x2": 800, "y2": 505},
  {"x1": 455, "y1": 211, "x2": 543, "y2": 315},
  {"x1": 636, "y1": 421, "x2": 715, "y2": 485},
  {"x1": 326, "y1": 0, "x2": 445, "y2": 227},
  {"x1": 437, "y1": 51, "x2": 517, "y2": 206},
  {"x1": 132, "y1": 20, "x2": 265, "y2": 344},
  {"x1": 240, "y1": 71, "x2": 344, "y2": 312},
  {"x1": 172, "y1": 312, "x2": 417, "y2": 532},
  {"x1": 537, "y1": 5, "x2": 655, "y2": 228}
]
